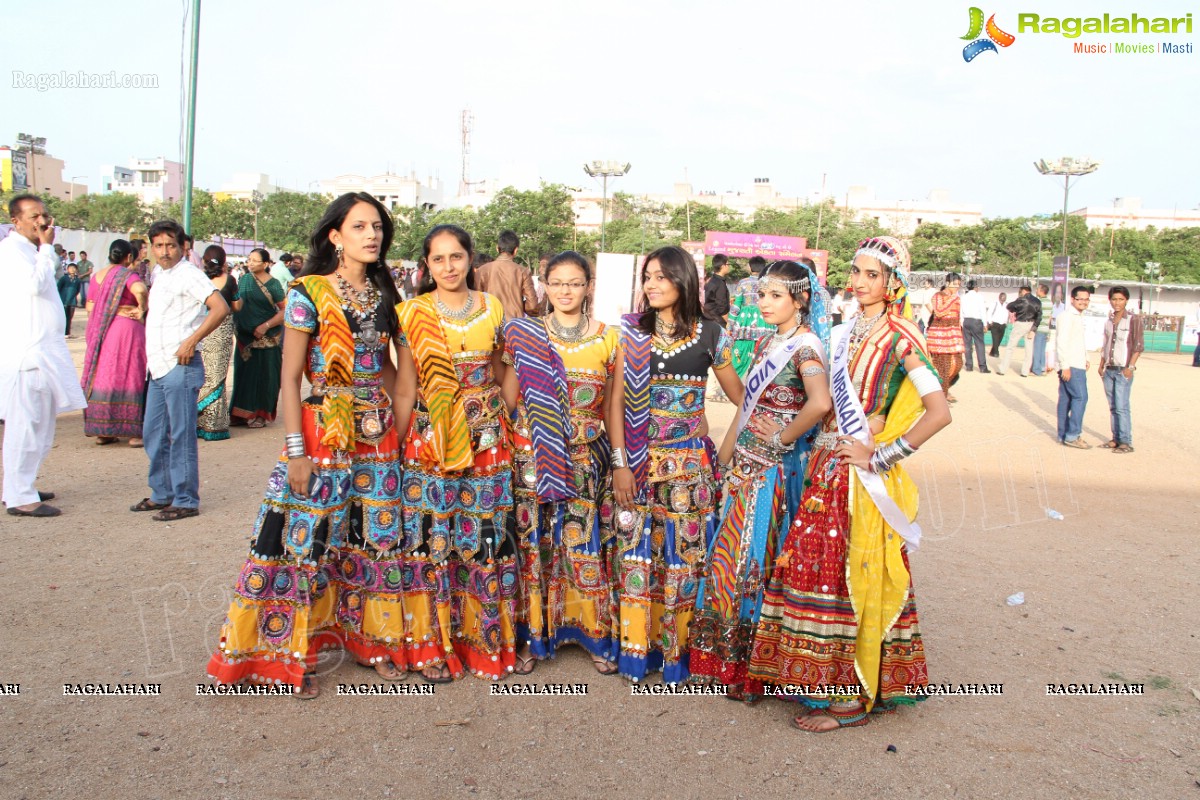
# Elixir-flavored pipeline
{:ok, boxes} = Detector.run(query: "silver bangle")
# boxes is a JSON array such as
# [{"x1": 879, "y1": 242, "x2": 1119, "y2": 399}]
[
  {"x1": 611, "y1": 447, "x2": 628, "y2": 469},
  {"x1": 869, "y1": 436, "x2": 917, "y2": 474},
  {"x1": 769, "y1": 431, "x2": 794, "y2": 452}
]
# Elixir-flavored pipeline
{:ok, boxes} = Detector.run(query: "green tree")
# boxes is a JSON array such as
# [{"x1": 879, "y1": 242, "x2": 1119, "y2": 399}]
[{"x1": 256, "y1": 191, "x2": 331, "y2": 252}]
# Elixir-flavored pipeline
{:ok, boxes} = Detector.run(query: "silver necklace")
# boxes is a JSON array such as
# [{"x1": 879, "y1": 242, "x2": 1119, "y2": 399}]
[
  {"x1": 849, "y1": 309, "x2": 886, "y2": 349},
  {"x1": 770, "y1": 324, "x2": 802, "y2": 347},
  {"x1": 654, "y1": 314, "x2": 682, "y2": 344},
  {"x1": 335, "y1": 272, "x2": 381, "y2": 346},
  {"x1": 436, "y1": 290, "x2": 475, "y2": 321},
  {"x1": 548, "y1": 313, "x2": 589, "y2": 343}
]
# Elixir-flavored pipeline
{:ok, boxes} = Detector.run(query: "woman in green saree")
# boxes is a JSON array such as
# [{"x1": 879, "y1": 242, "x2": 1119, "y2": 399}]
[{"x1": 231, "y1": 248, "x2": 286, "y2": 428}]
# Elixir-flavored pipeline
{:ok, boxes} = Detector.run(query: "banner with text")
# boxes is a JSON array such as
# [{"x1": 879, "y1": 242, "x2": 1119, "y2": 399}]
[{"x1": 704, "y1": 231, "x2": 808, "y2": 260}]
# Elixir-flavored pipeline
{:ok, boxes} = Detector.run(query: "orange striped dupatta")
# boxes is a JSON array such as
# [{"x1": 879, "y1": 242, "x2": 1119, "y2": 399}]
[
  {"x1": 298, "y1": 276, "x2": 356, "y2": 450},
  {"x1": 396, "y1": 295, "x2": 473, "y2": 472}
]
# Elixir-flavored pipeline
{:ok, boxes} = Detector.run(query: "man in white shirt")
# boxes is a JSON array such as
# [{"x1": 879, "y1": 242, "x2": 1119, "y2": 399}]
[
  {"x1": 0, "y1": 195, "x2": 87, "y2": 516},
  {"x1": 133, "y1": 219, "x2": 229, "y2": 521},
  {"x1": 1056, "y1": 286, "x2": 1091, "y2": 448},
  {"x1": 909, "y1": 279, "x2": 933, "y2": 332},
  {"x1": 960, "y1": 280, "x2": 990, "y2": 373}
]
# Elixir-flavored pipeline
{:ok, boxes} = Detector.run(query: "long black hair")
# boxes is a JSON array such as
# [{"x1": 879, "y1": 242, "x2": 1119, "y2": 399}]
[
  {"x1": 637, "y1": 245, "x2": 704, "y2": 337},
  {"x1": 941, "y1": 271, "x2": 963, "y2": 289},
  {"x1": 758, "y1": 259, "x2": 813, "y2": 314},
  {"x1": 301, "y1": 192, "x2": 400, "y2": 335},
  {"x1": 108, "y1": 239, "x2": 134, "y2": 265},
  {"x1": 416, "y1": 224, "x2": 477, "y2": 295}
]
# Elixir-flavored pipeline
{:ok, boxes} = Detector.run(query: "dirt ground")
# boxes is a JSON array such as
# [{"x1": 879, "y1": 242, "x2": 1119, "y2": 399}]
[{"x1": 1, "y1": 316, "x2": 1197, "y2": 800}]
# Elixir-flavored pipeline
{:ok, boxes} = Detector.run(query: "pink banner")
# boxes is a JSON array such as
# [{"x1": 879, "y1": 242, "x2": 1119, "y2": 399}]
[
  {"x1": 801, "y1": 249, "x2": 829, "y2": 286},
  {"x1": 704, "y1": 231, "x2": 808, "y2": 260}
]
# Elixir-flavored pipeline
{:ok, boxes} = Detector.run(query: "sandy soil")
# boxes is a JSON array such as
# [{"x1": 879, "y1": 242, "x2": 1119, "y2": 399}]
[{"x1": 1, "y1": 316, "x2": 1197, "y2": 800}]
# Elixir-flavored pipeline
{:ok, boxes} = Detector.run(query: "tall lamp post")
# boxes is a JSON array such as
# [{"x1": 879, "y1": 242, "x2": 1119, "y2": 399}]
[
  {"x1": 1144, "y1": 261, "x2": 1161, "y2": 314},
  {"x1": 962, "y1": 249, "x2": 977, "y2": 280},
  {"x1": 583, "y1": 160, "x2": 630, "y2": 253},
  {"x1": 1033, "y1": 156, "x2": 1100, "y2": 278},
  {"x1": 1024, "y1": 217, "x2": 1059, "y2": 285}
]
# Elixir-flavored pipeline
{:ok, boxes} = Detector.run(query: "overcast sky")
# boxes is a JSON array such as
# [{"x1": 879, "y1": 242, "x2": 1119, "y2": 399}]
[{"x1": 5, "y1": 0, "x2": 1197, "y2": 217}]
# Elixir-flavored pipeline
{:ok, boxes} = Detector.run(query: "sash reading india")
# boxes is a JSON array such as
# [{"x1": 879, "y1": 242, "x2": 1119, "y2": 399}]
[
  {"x1": 829, "y1": 322, "x2": 922, "y2": 549},
  {"x1": 734, "y1": 332, "x2": 826, "y2": 439}
]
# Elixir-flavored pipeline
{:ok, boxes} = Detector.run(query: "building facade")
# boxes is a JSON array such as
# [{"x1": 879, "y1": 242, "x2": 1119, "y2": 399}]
[
  {"x1": 318, "y1": 172, "x2": 444, "y2": 212},
  {"x1": 100, "y1": 157, "x2": 183, "y2": 205}
]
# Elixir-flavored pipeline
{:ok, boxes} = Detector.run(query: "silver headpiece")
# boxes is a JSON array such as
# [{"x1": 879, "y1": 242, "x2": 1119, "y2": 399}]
[{"x1": 759, "y1": 273, "x2": 810, "y2": 295}]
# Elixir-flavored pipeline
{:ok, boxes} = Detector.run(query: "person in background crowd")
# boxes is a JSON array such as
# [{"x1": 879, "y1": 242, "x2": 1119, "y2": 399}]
[
  {"x1": 53, "y1": 244, "x2": 67, "y2": 278},
  {"x1": 729, "y1": 255, "x2": 772, "y2": 378},
  {"x1": 1031, "y1": 284, "x2": 1053, "y2": 376},
  {"x1": 130, "y1": 219, "x2": 229, "y2": 521},
  {"x1": 130, "y1": 238, "x2": 150, "y2": 283},
  {"x1": 196, "y1": 245, "x2": 241, "y2": 441},
  {"x1": 0, "y1": 194, "x2": 87, "y2": 517},
  {"x1": 82, "y1": 239, "x2": 149, "y2": 447},
  {"x1": 67, "y1": 250, "x2": 77, "y2": 266},
  {"x1": 270, "y1": 251, "x2": 295, "y2": 288},
  {"x1": 1056, "y1": 286, "x2": 1092, "y2": 449},
  {"x1": 925, "y1": 272, "x2": 964, "y2": 402},
  {"x1": 75, "y1": 250, "x2": 93, "y2": 307},
  {"x1": 703, "y1": 253, "x2": 732, "y2": 325},
  {"x1": 181, "y1": 233, "x2": 203, "y2": 269},
  {"x1": 960, "y1": 280, "x2": 988, "y2": 372},
  {"x1": 288, "y1": 253, "x2": 303, "y2": 276},
  {"x1": 909, "y1": 278, "x2": 933, "y2": 333},
  {"x1": 998, "y1": 285, "x2": 1041, "y2": 377},
  {"x1": 1098, "y1": 286, "x2": 1143, "y2": 454},
  {"x1": 57, "y1": 265, "x2": 81, "y2": 337},
  {"x1": 475, "y1": 230, "x2": 538, "y2": 320},
  {"x1": 987, "y1": 291, "x2": 1009, "y2": 358},
  {"x1": 230, "y1": 247, "x2": 286, "y2": 428}
]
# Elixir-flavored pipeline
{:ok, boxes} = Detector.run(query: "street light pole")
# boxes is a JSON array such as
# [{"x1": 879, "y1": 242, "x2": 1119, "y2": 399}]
[
  {"x1": 1034, "y1": 156, "x2": 1100, "y2": 279},
  {"x1": 1144, "y1": 261, "x2": 1161, "y2": 314},
  {"x1": 583, "y1": 160, "x2": 631, "y2": 253},
  {"x1": 1024, "y1": 218, "x2": 1059, "y2": 285}
]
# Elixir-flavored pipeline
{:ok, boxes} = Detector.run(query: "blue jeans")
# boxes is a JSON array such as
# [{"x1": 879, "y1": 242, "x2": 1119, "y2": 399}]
[
  {"x1": 1031, "y1": 332, "x2": 1049, "y2": 375},
  {"x1": 1056, "y1": 367, "x2": 1088, "y2": 442},
  {"x1": 1102, "y1": 368, "x2": 1134, "y2": 445},
  {"x1": 144, "y1": 361, "x2": 205, "y2": 508},
  {"x1": 78, "y1": 280, "x2": 88, "y2": 307}
]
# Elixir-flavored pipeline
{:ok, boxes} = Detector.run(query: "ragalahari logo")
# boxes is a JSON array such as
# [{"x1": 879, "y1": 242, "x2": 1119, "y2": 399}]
[{"x1": 962, "y1": 7, "x2": 1016, "y2": 61}]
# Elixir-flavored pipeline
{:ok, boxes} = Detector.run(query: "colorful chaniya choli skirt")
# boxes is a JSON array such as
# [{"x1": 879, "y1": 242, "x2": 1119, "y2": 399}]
[
  {"x1": 399, "y1": 407, "x2": 519, "y2": 680},
  {"x1": 608, "y1": 436, "x2": 720, "y2": 684},
  {"x1": 689, "y1": 442, "x2": 809, "y2": 691},
  {"x1": 512, "y1": 422, "x2": 616, "y2": 662},
  {"x1": 747, "y1": 444, "x2": 928, "y2": 708},
  {"x1": 207, "y1": 400, "x2": 404, "y2": 688}
]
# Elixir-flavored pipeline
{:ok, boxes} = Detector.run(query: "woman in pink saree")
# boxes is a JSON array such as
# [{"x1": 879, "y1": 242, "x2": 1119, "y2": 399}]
[{"x1": 81, "y1": 239, "x2": 148, "y2": 446}]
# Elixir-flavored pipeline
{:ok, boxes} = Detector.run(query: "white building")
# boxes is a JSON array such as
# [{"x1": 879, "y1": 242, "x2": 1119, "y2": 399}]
[
  {"x1": 215, "y1": 172, "x2": 282, "y2": 203},
  {"x1": 100, "y1": 157, "x2": 183, "y2": 205},
  {"x1": 318, "y1": 172, "x2": 444, "y2": 212},
  {"x1": 1071, "y1": 197, "x2": 1200, "y2": 232}
]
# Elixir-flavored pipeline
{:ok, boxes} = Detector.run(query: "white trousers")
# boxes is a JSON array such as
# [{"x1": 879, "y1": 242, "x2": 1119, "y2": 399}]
[{"x1": 2, "y1": 369, "x2": 57, "y2": 507}]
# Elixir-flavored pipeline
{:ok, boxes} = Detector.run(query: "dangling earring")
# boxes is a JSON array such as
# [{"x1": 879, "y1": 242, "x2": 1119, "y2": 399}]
[
  {"x1": 335, "y1": 244, "x2": 344, "y2": 269},
  {"x1": 794, "y1": 308, "x2": 805, "y2": 328}
]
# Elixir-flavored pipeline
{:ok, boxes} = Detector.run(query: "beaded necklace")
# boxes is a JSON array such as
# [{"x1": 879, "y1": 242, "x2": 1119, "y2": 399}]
[
  {"x1": 848, "y1": 308, "x2": 886, "y2": 354},
  {"x1": 335, "y1": 272, "x2": 380, "y2": 346}
]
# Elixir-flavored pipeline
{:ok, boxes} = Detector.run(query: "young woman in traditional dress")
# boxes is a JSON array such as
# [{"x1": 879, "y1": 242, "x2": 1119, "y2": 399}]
[
  {"x1": 925, "y1": 272, "x2": 964, "y2": 403},
  {"x1": 392, "y1": 224, "x2": 518, "y2": 683},
  {"x1": 607, "y1": 245, "x2": 744, "y2": 684},
  {"x1": 500, "y1": 251, "x2": 621, "y2": 676},
  {"x1": 690, "y1": 259, "x2": 832, "y2": 698},
  {"x1": 748, "y1": 236, "x2": 952, "y2": 731},
  {"x1": 207, "y1": 193, "x2": 405, "y2": 698}
]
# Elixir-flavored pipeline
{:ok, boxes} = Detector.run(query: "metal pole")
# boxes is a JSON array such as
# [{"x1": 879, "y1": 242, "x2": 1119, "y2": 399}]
[
  {"x1": 599, "y1": 174, "x2": 608, "y2": 253},
  {"x1": 1060, "y1": 174, "x2": 1070, "y2": 257},
  {"x1": 181, "y1": 0, "x2": 201, "y2": 233}
]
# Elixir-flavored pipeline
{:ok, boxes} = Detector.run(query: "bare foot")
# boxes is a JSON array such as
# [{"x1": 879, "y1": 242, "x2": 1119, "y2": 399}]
[{"x1": 420, "y1": 663, "x2": 452, "y2": 683}]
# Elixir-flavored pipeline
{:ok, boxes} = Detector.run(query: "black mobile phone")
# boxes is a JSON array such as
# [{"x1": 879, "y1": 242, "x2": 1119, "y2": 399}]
[{"x1": 306, "y1": 473, "x2": 320, "y2": 497}]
